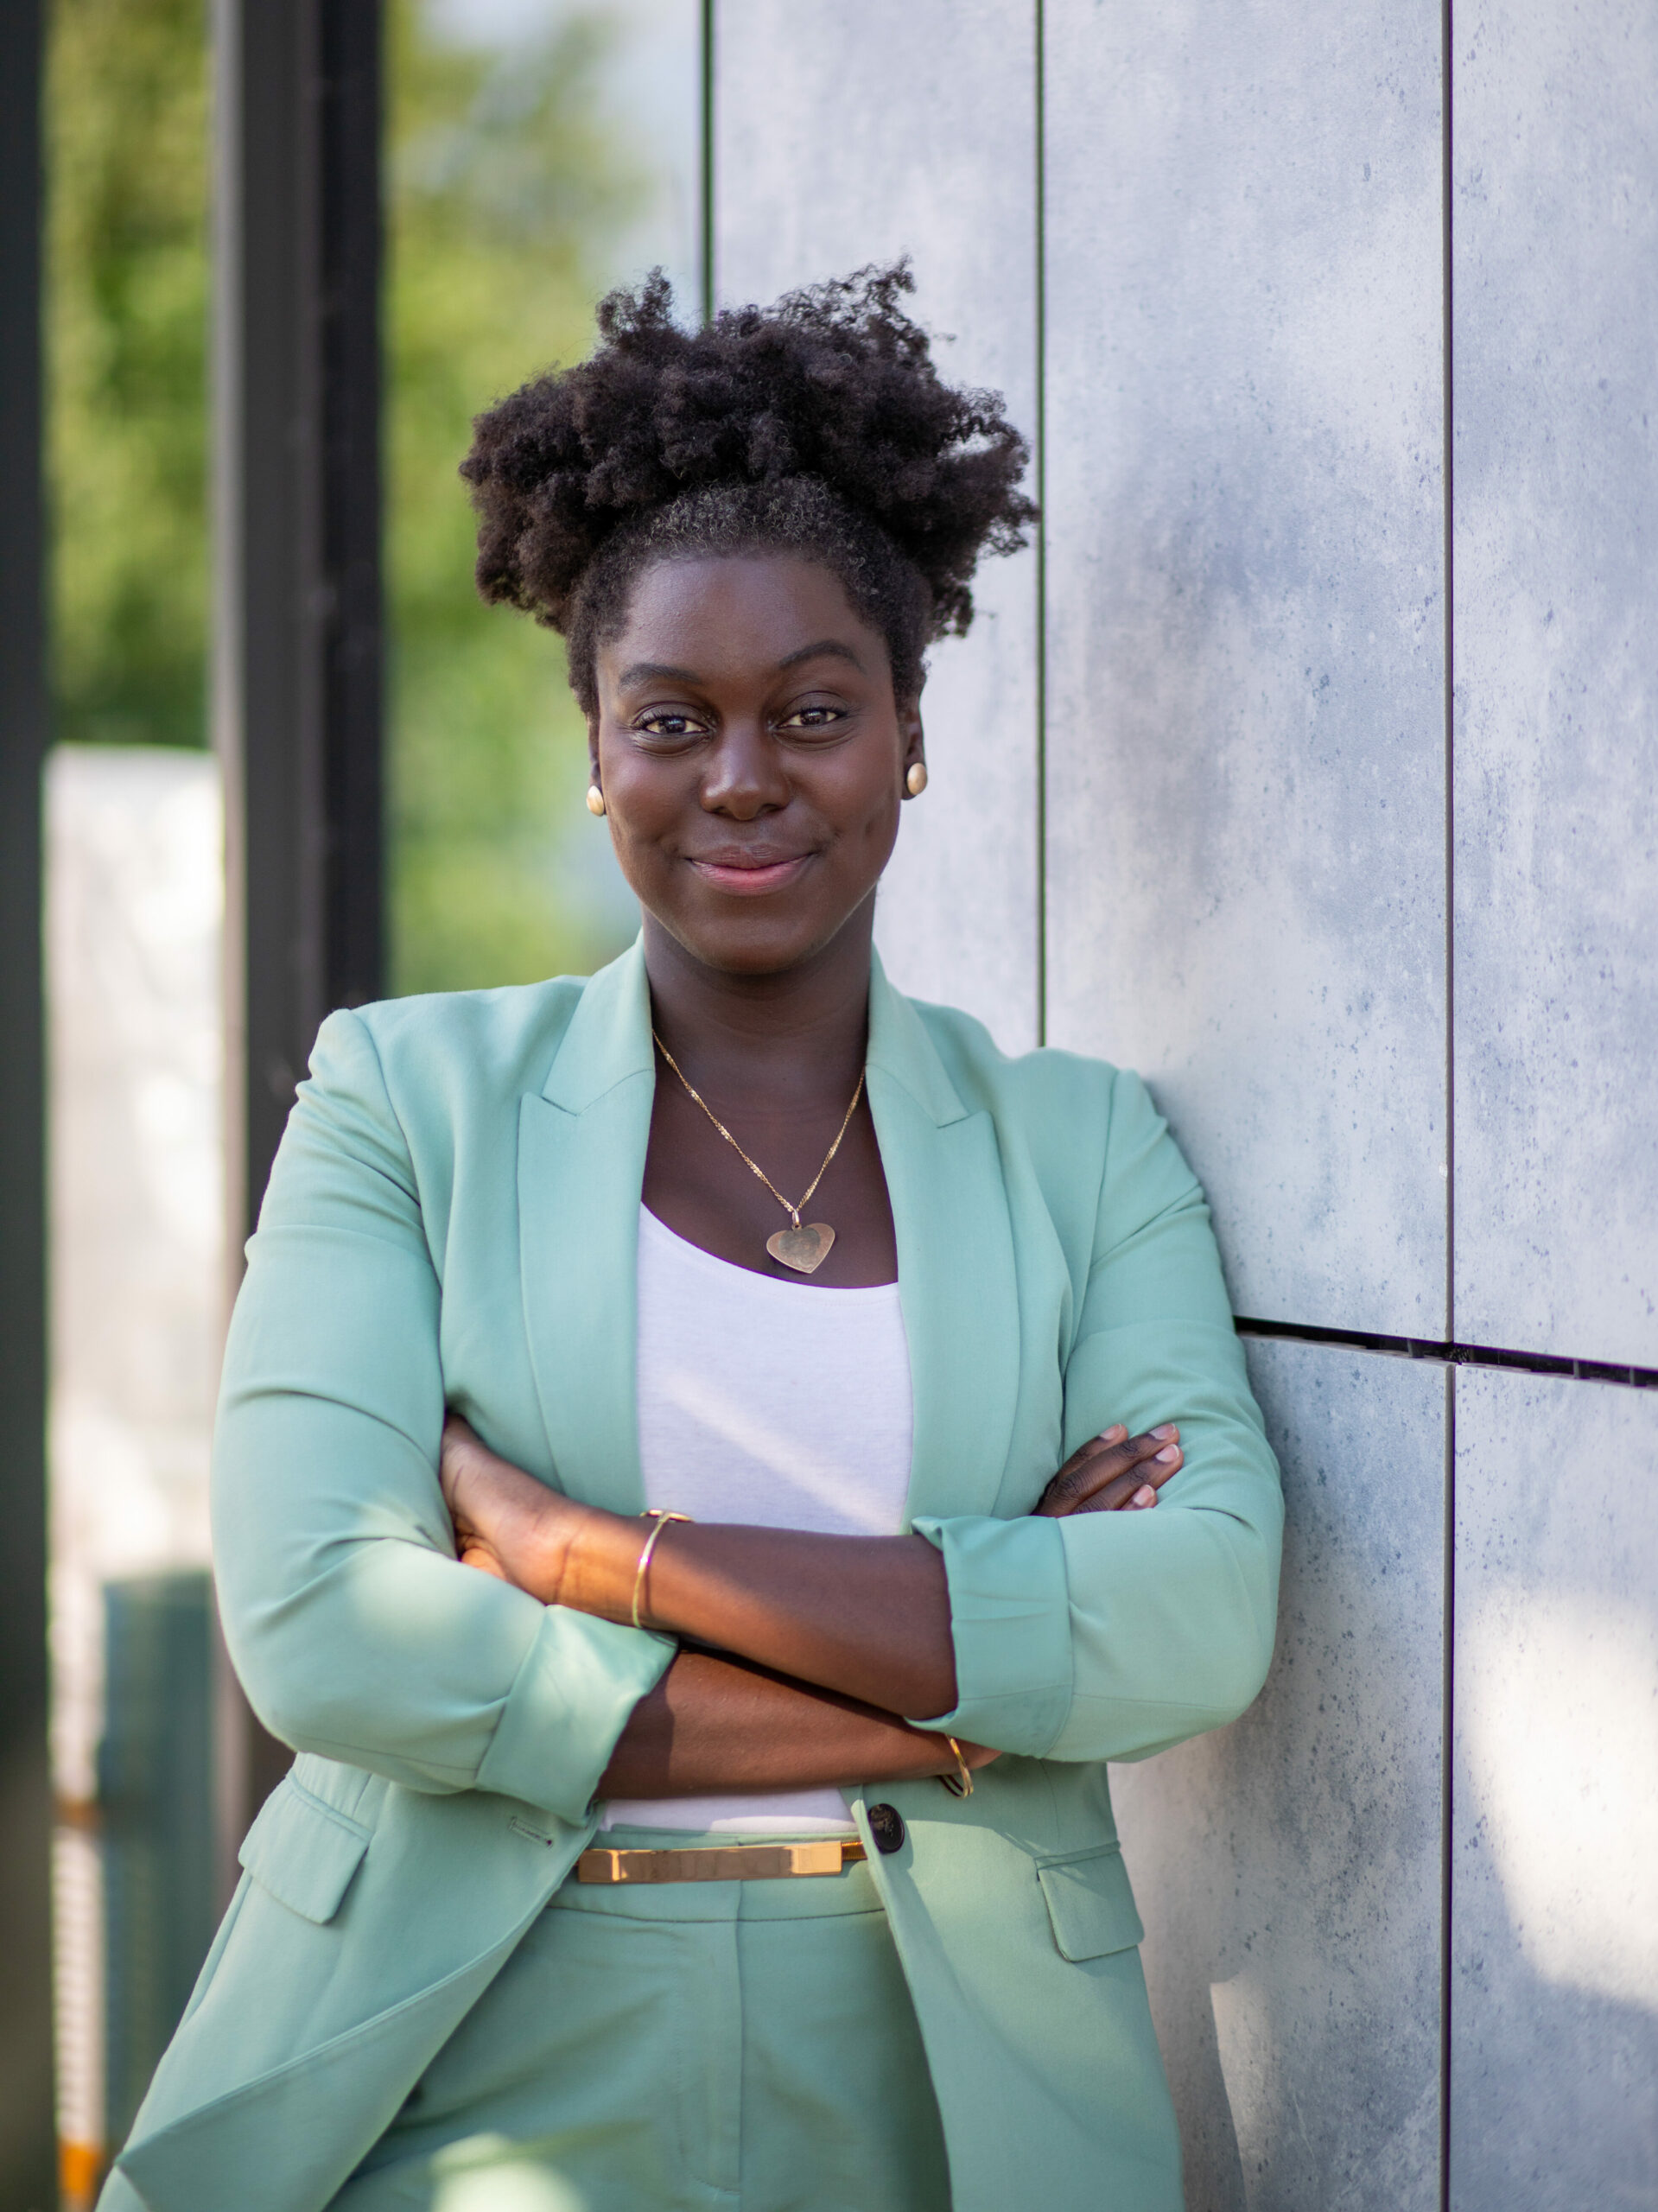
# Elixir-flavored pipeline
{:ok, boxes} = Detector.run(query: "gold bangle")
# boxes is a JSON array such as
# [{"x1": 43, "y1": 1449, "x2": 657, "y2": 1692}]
[
  {"x1": 939, "y1": 1736, "x2": 974, "y2": 1798},
  {"x1": 632, "y1": 1510, "x2": 692, "y2": 1631}
]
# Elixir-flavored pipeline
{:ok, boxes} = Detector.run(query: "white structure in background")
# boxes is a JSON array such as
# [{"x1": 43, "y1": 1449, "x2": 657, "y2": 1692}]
[{"x1": 45, "y1": 745, "x2": 224, "y2": 2196}]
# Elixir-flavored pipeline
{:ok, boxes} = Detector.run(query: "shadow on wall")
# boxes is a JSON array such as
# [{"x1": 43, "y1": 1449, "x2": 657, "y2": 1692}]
[{"x1": 1112, "y1": 1339, "x2": 1445, "y2": 2212}]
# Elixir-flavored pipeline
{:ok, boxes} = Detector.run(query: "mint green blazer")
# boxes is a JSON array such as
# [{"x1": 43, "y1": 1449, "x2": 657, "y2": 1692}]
[{"x1": 103, "y1": 943, "x2": 1282, "y2": 2212}]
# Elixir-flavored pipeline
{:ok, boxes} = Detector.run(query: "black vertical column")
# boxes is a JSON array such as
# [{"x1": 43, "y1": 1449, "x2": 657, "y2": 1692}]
[
  {"x1": 0, "y1": 1, "x2": 57, "y2": 2201},
  {"x1": 213, "y1": 0, "x2": 384, "y2": 1254},
  {"x1": 213, "y1": 0, "x2": 384, "y2": 1823}
]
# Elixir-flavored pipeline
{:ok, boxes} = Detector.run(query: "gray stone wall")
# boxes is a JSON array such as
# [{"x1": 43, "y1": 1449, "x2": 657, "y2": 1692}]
[{"x1": 712, "y1": 3, "x2": 1656, "y2": 2202}]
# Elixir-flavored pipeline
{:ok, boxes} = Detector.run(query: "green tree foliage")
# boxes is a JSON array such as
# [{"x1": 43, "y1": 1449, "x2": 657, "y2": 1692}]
[
  {"x1": 46, "y1": 0, "x2": 645, "y2": 988},
  {"x1": 385, "y1": 1, "x2": 643, "y2": 994},
  {"x1": 47, "y1": 0, "x2": 210, "y2": 751}
]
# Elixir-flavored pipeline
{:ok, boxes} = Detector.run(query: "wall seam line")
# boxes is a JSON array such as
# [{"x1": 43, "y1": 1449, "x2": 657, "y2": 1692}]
[
  {"x1": 698, "y1": 0, "x2": 715, "y2": 324},
  {"x1": 1033, "y1": 0, "x2": 1047, "y2": 1049},
  {"x1": 1440, "y1": 16, "x2": 1456, "y2": 2197},
  {"x1": 1443, "y1": 0, "x2": 1457, "y2": 1354},
  {"x1": 1233, "y1": 1314, "x2": 1657, "y2": 1392},
  {"x1": 1441, "y1": 1359, "x2": 1457, "y2": 2211}
]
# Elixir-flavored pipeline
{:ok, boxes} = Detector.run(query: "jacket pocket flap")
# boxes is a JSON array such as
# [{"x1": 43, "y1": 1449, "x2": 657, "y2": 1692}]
[
  {"x1": 238, "y1": 1775, "x2": 371, "y2": 1924},
  {"x1": 1037, "y1": 1844, "x2": 1144, "y2": 1961}
]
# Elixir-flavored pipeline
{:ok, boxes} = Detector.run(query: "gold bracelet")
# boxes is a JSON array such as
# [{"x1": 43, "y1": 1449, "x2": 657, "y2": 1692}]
[
  {"x1": 939, "y1": 1735, "x2": 974, "y2": 1798},
  {"x1": 632, "y1": 1510, "x2": 692, "y2": 1631}
]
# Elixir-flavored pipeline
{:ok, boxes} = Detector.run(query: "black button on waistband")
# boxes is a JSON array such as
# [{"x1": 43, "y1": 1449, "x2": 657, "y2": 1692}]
[{"x1": 867, "y1": 1803, "x2": 905, "y2": 1854}]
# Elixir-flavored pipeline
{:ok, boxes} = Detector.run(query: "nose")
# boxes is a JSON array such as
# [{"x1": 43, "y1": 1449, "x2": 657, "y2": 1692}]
[{"x1": 700, "y1": 715, "x2": 791, "y2": 819}]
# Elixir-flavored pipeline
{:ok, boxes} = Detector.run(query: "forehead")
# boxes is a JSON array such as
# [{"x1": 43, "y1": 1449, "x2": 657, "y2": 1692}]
[{"x1": 602, "y1": 552, "x2": 888, "y2": 683}]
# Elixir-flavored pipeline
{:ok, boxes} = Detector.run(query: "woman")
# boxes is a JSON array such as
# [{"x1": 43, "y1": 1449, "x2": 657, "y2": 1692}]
[{"x1": 103, "y1": 267, "x2": 1281, "y2": 2212}]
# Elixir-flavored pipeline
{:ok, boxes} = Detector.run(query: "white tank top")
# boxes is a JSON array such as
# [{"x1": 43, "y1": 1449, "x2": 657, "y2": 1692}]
[{"x1": 602, "y1": 1205, "x2": 913, "y2": 1834}]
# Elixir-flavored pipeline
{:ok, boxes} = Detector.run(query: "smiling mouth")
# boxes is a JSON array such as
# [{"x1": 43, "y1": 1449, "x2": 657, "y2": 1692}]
[{"x1": 686, "y1": 850, "x2": 816, "y2": 895}]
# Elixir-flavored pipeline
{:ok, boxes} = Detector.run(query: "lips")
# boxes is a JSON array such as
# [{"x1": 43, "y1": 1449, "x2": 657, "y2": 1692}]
[{"x1": 686, "y1": 848, "x2": 816, "y2": 896}]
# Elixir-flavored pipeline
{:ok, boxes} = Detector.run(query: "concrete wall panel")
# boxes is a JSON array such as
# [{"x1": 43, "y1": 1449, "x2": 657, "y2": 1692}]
[
  {"x1": 714, "y1": 0, "x2": 1041, "y2": 1051},
  {"x1": 1113, "y1": 1338, "x2": 1445, "y2": 2211},
  {"x1": 1450, "y1": 1369, "x2": 1658, "y2": 2209},
  {"x1": 1043, "y1": 0, "x2": 1448, "y2": 1335},
  {"x1": 1451, "y1": 2, "x2": 1658, "y2": 1364}
]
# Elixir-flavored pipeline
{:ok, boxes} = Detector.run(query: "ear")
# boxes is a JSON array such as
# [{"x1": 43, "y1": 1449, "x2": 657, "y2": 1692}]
[{"x1": 586, "y1": 715, "x2": 601, "y2": 785}]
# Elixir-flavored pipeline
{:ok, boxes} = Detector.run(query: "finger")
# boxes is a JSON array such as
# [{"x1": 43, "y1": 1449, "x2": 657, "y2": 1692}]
[
  {"x1": 438, "y1": 1414, "x2": 479, "y2": 1498},
  {"x1": 1048, "y1": 1425, "x2": 1128, "y2": 1484},
  {"x1": 950, "y1": 1738, "x2": 1001, "y2": 1771},
  {"x1": 1083, "y1": 1445, "x2": 1183, "y2": 1510},
  {"x1": 1074, "y1": 1452, "x2": 1182, "y2": 1516},
  {"x1": 1043, "y1": 1425, "x2": 1167, "y2": 1497},
  {"x1": 1059, "y1": 1470, "x2": 1149, "y2": 1516},
  {"x1": 457, "y1": 1541, "x2": 508, "y2": 1580},
  {"x1": 1100, "y1": 1474, "x2": 1165, "y2": 1512},
  {"x1": 1045, "y1": 1439, "x2": 1184, "y2": 1516},
  {"x1": 1037, "y1": 1426, "x2": 1180, "y2": 1515}
]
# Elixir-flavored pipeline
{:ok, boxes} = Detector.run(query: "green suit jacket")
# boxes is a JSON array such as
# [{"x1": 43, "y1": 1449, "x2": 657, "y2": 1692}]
[{"x1": 103, "y1": 943, "x2": 1282, "y2": 2212}]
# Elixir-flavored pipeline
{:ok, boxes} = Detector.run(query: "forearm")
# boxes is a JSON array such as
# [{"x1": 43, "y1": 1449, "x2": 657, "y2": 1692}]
[
  {"x1": 568, "y1": 1519, "x2": 957, "y2": 1718},
  {"x1": 599, "y1": 1649, "x2": 964, "y2": 1799},
  {"x1": 441, "y1": 1417, "x2": 1181, "y2": 1723}
]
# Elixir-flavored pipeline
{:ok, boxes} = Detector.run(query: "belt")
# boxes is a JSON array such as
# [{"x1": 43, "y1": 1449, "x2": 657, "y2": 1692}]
[{"x1": 576, "y1": 1838, "x2": 868, "y2": 1885}]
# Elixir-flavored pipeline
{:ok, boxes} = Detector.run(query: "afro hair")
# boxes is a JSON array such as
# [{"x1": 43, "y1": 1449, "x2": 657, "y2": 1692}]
[{"x1": 460, "y1": 261, "x2": 1038, "y2": 710}]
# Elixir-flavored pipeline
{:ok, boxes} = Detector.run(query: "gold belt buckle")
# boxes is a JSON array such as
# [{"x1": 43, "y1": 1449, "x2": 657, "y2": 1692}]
[{"x1": 576, "y1": 1838, "x2": 867, "y2": 1885}]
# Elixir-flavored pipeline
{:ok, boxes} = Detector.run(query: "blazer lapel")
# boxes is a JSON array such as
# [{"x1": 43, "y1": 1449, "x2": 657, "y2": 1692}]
[
  {"x1": 518, "y1": 942, "x2": 655, "y2": 1516},
  {"x1": 516, "y1": 943, "x2": 1021, "y2": 1529},
  {"x1": 866, "y1": 958, "x2": 1021, "y2": 1529}
]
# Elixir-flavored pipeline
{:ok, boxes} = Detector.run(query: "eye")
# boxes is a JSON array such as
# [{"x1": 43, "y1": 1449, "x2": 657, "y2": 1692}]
[
  {"x1": 778, "y1": 702, "x2": 848, "y2": 734},
  {"x1": 634, "y1": 709, "x2": 709, "y2": 740}
]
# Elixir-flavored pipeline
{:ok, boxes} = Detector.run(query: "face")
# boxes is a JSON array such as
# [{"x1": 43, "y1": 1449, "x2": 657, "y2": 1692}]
[{"x1": 589, "y1": 552, "x2": 925, "y2": 976}]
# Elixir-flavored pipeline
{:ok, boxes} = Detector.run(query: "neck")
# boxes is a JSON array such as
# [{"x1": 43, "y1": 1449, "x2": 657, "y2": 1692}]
[{"x1": 640, "y1": 898, "x2": 875, "y2": 1098}]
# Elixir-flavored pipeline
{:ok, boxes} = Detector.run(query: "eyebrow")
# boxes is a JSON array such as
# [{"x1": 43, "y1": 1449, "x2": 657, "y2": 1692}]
[
  {"x1": 614, "y1": 639, "x2": 866, "y2": 690},
  {"x1": 776, "y1": 638, "x2": 865, "y2": 673},
  {"x1": 615, "y1": 660, "x2": 701, "y2": 689}
]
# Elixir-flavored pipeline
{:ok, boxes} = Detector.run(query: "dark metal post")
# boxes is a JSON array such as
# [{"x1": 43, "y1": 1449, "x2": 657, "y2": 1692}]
[
  {"x1": 0, "y1": 0, "x2": 58, "y2": 2201},
  {"x1": 213, "y1": 0, "x2": 384, "y2": 1825},
  {"x1": 213, "y1": 0, "x2": 384, "y2": 1253}
]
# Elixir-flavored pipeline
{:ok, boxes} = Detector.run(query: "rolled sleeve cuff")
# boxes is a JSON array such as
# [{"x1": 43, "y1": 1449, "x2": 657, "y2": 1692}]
[
  {"x1": 906, "y1": 1515, "x2": 1074, "y2": 1757},
  {"x1": 475, "y1": 1604, "x2": 676, "y2": 1824}
]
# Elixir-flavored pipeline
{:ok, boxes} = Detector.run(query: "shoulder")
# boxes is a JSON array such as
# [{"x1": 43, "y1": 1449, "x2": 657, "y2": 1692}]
[
  {"x1": 904, "y1": 994, "x2": 1148, "y2": 1140},
  {"x1": 265, "y1": 976, "x2": 594, "y2": 1230},
  {"x1": 903, "y1": 993, "x2": 1201, "y2": 1235},
  {"x1": 311, "y1": 975, "x2": 590, "y2": 1124}
]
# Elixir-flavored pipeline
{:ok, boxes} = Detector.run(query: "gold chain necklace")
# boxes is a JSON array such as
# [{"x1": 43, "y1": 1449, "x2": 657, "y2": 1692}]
[{"x1": 651, "y1": 1030, "x2": 865, "y2": 1275}]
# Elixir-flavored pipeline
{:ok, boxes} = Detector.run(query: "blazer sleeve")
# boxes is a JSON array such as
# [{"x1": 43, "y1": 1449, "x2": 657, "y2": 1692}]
[
  {"x1": 212, "y1": 1007, "x2": 674, "y2": 1827},
  {"x1": 911, "y1": 1069, "x2": 1284, "y2": 1763}
]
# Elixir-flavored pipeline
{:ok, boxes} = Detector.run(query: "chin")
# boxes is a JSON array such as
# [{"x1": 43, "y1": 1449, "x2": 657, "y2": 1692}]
[{"x1": 661, "y1": 903, "x2": 859, "y2": 980}]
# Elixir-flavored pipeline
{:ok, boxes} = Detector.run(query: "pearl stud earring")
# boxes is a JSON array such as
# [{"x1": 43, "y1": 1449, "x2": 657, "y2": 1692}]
[
  {"x1": 586, "y1": 785, "x2": 607, "y2": 817},
  {"x1": 905, "y1": 760, "x2": 928, "y2": 798}
]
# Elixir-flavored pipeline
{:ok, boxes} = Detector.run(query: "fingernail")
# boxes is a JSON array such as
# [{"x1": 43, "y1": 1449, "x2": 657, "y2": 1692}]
[
  {"x1": 1100, "y1": 1424, "x2": 1128, "y2": 1442},
  {"x1": 1156, "y1": 1444, "x2": 1182, "y2": 1464},
  {"x1": 1152, "y1": 1423, "x2": 1178, "y2": 1440},
  {"x1": 1134, "y1": 1484, "x2": 1157, "y2": 1507}
]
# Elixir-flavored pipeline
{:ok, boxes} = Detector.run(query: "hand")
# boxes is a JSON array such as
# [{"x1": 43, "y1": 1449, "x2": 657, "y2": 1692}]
[
  {"x1": 953, "y1": 1736, "x2": 1002, "y2": 1774},
  {"x1": 1032, "y1": 1423, "x2": 1183, "y2": 1518},
  {"x1": 440, "y1": 1414, "x2": 586, "y2": 1598}
]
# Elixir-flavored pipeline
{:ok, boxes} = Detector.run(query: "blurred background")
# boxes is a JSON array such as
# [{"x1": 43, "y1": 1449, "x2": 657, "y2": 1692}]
[{"x1": 34, "y1": 0, "x2": 693, "y2": 2194}]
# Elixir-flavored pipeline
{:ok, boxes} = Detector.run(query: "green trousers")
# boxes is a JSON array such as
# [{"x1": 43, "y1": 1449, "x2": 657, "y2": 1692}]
[{"x1": 327, "y1": 1829, "x2": 952, "y2": 2212}]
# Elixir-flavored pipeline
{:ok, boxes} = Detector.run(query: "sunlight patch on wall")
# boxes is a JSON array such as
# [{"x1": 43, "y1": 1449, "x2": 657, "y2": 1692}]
[{"x1": 1460, "y1": 1582, "x2": 1658, "y2": 2011}]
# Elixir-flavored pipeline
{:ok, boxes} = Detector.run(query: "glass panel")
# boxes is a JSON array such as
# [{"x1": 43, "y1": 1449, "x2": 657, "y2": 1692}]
[
  {"x1": 45, "y1": 751, "x2": 225, "y2": 2185},
  {"x1": 387, "y1": 0, "x2": 702, "y2": 995},
  {"x1": 43, "y1": 2, "x2": 219, "y2": 2198}
]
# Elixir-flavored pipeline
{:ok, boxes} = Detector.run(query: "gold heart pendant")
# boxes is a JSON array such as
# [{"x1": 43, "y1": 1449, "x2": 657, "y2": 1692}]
[{"x1": 765, "y1": 1222, "x2": 835, "y2": 1275}]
